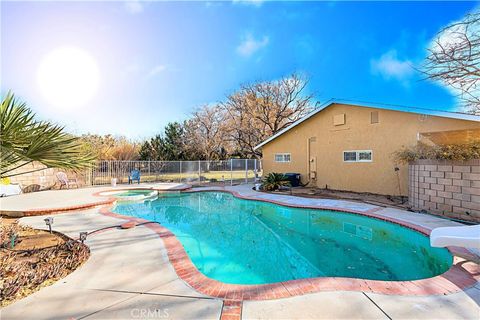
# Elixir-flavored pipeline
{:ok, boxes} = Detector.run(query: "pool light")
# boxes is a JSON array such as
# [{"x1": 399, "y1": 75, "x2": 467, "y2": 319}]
[
  {"x1": 44, "y1": 217, "x2": 53, "y2": 233},
  {"x1": 79, "y1": 232, "x2": 88, "y2": 243}
]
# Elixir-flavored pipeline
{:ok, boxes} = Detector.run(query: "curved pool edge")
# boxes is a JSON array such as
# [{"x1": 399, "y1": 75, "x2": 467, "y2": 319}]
[
  {"x1": 98, "y1": 188, "x2": 479, "y2": 300},
  {"x1": 91, "y1": 184, "x2": 192, "y2": 197},
  {"x1": 1, "y1": 197, "x2": 117, "y2": 217},
  {"x1": 0, "y1": 185, "x2": 192, "y2": 217},
  {"x1": 95, "y1": 189, "x2": 159, "y2": 202}
]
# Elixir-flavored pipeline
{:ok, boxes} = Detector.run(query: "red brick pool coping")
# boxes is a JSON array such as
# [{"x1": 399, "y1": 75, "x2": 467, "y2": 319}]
[
  {"x1": 96, "y1": 188, "x2": 480, "y2": 300},
  {"x1": 1, "y1": 197, "x2": 117, "y2": 217}
]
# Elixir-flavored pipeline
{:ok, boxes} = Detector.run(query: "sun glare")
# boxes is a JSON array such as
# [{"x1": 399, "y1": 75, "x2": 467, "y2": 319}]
[{"x1": 37, "y1": 47, "x2": 100, "y2": 109}]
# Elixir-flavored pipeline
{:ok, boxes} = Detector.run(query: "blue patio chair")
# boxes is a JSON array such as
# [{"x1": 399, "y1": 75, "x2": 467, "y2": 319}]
[{"x1": 128, "y1": 169, "x2": 141, "y2": 184}]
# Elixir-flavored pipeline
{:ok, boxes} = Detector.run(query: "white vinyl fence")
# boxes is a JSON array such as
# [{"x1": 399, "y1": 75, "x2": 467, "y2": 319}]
[{"x1": 86, "y1": 159, "x2": 262, "y2": 186}]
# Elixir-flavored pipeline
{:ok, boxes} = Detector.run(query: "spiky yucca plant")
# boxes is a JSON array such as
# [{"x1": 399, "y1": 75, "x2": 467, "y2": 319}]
[
  {"x1": 261, "y1": 172, "x2": 291, "y2": 191},
  {"x1": 0, "y1": 92, "x2": 95, "y2": 178}
]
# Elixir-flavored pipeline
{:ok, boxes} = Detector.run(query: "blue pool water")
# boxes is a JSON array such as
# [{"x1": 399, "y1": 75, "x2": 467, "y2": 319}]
[{"x1": 113, "y1": 192, "x2": 452, "y2": 284}]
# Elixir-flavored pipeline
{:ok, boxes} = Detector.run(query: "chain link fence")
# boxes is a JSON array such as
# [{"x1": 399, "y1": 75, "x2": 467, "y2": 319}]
[{"x1": 86, "y1": 159, "x2": 262, "y2": 186}]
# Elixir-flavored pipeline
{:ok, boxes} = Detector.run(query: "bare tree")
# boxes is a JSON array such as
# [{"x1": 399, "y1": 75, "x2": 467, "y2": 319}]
[
  {"x1": 184, "y1": 104, "x2": 231, "y2": 160},
  {"x1": 81, "y1": 134, "x2": 139, "y2": 160},
  {"x1": 143, "y1": 73, "x2": 315, "y2": 160},
  {"x1": 222, "y1": 73, "x2": 315, "y2": 157},
  {"x1": 424, "y1": 12, "x2": 480, "y2": 114}
]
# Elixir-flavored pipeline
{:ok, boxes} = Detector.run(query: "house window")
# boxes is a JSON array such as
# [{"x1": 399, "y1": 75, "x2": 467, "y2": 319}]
[
  {"x1": 358, "y1": 151, "x2": 372, "y2": 161},
  {"x1": 343, "y1": 150, "x2": 373, "y2": 162},
  {"x1": 343, "y1": 151, "x2": 357, "y2": 162},
  {"x1": 275, "y1": 153, "x2": 291, "y2": 163}
]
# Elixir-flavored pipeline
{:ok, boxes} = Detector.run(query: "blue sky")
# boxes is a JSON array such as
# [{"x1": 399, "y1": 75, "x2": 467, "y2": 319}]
[{"x1": 1, "y1": 1, "x2": 478, "y2": 138}]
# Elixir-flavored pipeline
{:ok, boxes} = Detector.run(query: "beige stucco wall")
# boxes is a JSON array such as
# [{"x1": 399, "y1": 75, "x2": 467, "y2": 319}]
[
  {"x1": 6, "y1": 161, "x2": 88, "y2": 191},
  {"x1": 261, "y1": 103, "x2": 480, "y2": 196}
]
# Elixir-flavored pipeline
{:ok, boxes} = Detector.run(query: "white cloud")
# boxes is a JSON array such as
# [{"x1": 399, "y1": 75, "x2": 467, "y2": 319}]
[
  {"x1": 370, "y1": 50, "x2": 414, "y2": 82},
  {"x1": 125, "y1": 63, "x2": 141, "y2": 74},
  {"x1": 232, "y1": 0, "x2": 264, "y2": 7},
  {"x1": 205, "y1": 1, "x2": 223, "y2": 8},
  {"x1": 122, "y1": 63, "x2": 166, "y2": 80},
  {"x1": 148, "y1": 64, "x2": 167, "y2": 77},
  {"x1": 423, "y1": 8, "x2": 480, "y2": 112},
  {"x1": 431, "y1": 7, "x2": 479, "y2": 53},
  {"x1": 124, "y1": 1, "x2": 144, "y2": 14},
  {"x1": 236, "y1": 34, "x2": 269, "y2": 57}
]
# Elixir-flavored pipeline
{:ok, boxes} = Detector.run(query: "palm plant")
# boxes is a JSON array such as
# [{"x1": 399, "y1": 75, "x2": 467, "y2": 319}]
[
  {"x1": 261, "y1": 172, "x2": 291, "y2": 191},
  {"x1": 1, "y1": 92, "x2": 95, "y2": 178}
]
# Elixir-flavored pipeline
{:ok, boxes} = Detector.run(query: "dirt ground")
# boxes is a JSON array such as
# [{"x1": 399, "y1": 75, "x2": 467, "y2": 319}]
[
  {"x1": 269, "y1": 187, "x2": 410, "y2": 209},
  {"x1": 0, "y1": 217, "x2": 88, "y2": 307},
  {"x1": 1, "y1": 217, "x2": 64, "y2": 250}
]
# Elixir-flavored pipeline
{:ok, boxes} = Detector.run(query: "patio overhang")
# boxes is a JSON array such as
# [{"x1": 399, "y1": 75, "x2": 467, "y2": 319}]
[{"x1": 419, "y1": 128, "x2": 480, "y2": 145}]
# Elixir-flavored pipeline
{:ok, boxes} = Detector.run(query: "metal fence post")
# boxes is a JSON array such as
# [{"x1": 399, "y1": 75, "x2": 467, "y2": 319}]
[
  {"x1": 198, "y1": 160, "x2": 201, "y2": 184},
  {"x1": 245, "y1": 159, "x2": 248, "y2": 183},
  {"x1": 230, "y1": 159, "x2": 233, "y2": 186},
  {"x1": 179, "y1": 161, "x2": 182, "y2": 183},
  {"x1": 148, "y1": 161, "x2": 151, "y2": 181}
]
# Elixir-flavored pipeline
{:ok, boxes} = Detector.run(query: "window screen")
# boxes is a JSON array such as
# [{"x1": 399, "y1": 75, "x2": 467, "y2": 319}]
[
  {"x1": 358, "y1": 151, "x2": 372, "y2": 161},
  {"x1": 343, "y1": 151, "x2": 357, "y2": 162},
  {"x1": 275, "y1": 153, "x2": 291, "y2": 162},
  {"x1": 344, "y1": 151, "x2": 372, "y2": 162}
]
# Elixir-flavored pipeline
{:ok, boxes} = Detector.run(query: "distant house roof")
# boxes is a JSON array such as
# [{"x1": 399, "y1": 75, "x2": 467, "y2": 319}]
[{"x1": 253, "y1": 99, "x2": 480, "y2": 150}]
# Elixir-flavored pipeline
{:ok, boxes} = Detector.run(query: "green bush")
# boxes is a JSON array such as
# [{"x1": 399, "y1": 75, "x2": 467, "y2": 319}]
[
  {"x1": 261, "y1": 172, "x2": 291, "y2": 191},
  {"x1": 394, "y1": 142, "x2": 480, "y2": 164}
]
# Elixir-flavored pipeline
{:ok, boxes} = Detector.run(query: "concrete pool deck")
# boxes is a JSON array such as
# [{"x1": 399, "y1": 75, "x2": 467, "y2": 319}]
[
  {"x1": 1, "y1": 184, "x2": 479, "y2": 319},
  {"x1": 0, "y1": 182, "x2": 191, "y2": 216}
]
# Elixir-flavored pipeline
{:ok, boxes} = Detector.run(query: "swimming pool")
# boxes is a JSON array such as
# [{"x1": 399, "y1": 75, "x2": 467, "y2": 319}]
[{"x1": 113, "y1": 191, "x2": 452, "y2": 285}]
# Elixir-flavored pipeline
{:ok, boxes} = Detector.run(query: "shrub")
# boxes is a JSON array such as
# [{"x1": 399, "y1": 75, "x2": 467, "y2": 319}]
[
  {"x1": 261, "y1": 172, "x2": 291, "y2": 191},
  {"x1": 1, "y1": 93, "x2": 95, "y2": 178},
  {"x1": 0, "y1": 240, "x2": 90, "y2": 306},
  {"x1": 394, "y1": 142, "x2": 480, "y2": 164}
]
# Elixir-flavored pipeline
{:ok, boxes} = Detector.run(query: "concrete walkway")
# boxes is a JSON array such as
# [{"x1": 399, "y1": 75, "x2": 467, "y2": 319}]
[
  {"x1": 243, "y1": 286, "x2": 480, "y2": 319},
  {"x1": 1, "y1": 185, "x2": 479, "y2": 319},
  {"x1": 1, "y1": 208, "x2": 222, "y2": 320}
]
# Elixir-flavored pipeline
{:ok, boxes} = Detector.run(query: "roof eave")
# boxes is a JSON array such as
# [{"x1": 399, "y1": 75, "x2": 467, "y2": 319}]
[
  {"x1": 253, "y1": 101, "x2": 335, "y2": 150},
  {"x1": 253, "y1": 100, "x2": 480, "y2": 150}
]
